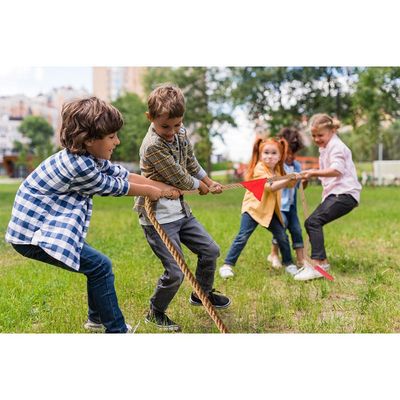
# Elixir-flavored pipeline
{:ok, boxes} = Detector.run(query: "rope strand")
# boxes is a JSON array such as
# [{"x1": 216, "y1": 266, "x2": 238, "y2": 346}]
[{"x1": 144, "y1": 197, "x2": 229, "y2": 333}]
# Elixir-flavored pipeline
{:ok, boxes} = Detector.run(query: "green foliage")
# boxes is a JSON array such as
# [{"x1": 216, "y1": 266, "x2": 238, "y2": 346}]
[
  {"x1": 17, "y1": 115, "x2": 55, "y2": 165},
  {"x1": 1, "y1": 184, "x2": 399, "y2": 333},
  {"x1": 143, "y1": 67, "x2": 235, "y2": 173},
  {"x1": 352, "y1": 67, "x2": 400, "y2": 160},
  {"x1": 112, "y1": 93, "x2": 148, "y2": 162},
  {"x1": 218, "y1": 67, "x2": 358, "y2": 133}
]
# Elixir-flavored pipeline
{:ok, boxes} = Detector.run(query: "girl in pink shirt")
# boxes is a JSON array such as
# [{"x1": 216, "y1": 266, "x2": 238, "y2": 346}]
[{"x1": 294, "y1": 114, "x2": 362, "y2": 281}]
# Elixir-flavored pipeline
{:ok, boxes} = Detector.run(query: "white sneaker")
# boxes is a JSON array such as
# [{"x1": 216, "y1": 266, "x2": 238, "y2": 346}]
[
  {"x1": 219, "y1": 264, "x2": 234, "y2": 279},
  {"x1": 267, "y1": 254, "x2": 282, "y2": 269},
  {"x1": 321, "y1": 263, "x2": 330, "y2": 271},
  {"x1": 285, "y1": 264, "x2": 299, "y2": 276},
  {"x1": 294, "y1": 264, "x2": 323, "y2": 281}
]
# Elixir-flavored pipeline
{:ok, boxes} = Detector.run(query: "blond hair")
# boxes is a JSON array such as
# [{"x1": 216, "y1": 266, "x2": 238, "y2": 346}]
[
  {"x1": 147, "y1": 83, "x2": 185, "y2": 119},
  {"x1": 309, "y1": 113, "x2": 341, "y2": 134}
]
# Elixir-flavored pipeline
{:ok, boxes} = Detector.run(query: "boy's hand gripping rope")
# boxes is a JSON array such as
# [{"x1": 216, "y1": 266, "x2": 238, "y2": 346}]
[{"x1": 144, "y1": 196, "x2": 229, "y2": 334}]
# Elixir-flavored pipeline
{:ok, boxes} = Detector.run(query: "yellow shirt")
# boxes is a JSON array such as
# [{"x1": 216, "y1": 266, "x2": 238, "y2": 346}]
[{"x1": 241, "y1": 162, "x2": 284, "y2": 228}]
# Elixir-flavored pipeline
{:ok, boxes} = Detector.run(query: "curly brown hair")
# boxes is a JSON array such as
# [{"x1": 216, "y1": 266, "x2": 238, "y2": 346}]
[
  {"x1": 59, "y1": 97, "x2": 123, "y2": 154},
  {"x1": 147, "y1": 84, "x2": 185, "y2": 119}
]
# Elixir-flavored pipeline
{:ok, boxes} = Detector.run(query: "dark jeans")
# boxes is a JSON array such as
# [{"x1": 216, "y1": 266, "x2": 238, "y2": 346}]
[
  {"x1": 11, "y1": 242, "x2": 127, "y2": 333},
  {"x1": 142, "y1": 215, "x2": 219, "y2": 313},
  {"x1": 224, "y1": 212, "x2": 293, "y2": 266},
  {"x1": 272, "y1": 204, "x2": 304, "y2": 249},
  {"x1": 305, "y1": 194, "x2": 358, "y2": 260}
]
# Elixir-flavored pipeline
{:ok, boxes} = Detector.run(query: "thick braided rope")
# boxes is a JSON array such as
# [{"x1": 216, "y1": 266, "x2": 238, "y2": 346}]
[{"x1": 144, "y1": 196, "x2": 229, "y2": 334}]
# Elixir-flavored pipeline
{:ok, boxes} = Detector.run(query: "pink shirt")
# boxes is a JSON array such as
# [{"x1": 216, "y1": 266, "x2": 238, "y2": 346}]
[{"x1": 319, "y1": 134, "x2": 362, "y2": 203}]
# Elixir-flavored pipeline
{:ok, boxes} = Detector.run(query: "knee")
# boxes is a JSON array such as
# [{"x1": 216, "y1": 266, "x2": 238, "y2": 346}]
[
  {"x1": 166, "y1": 267, "x2": 184, "y2": 287},
  {"x1": 90, "y1": 255, "x2": 113, "y2": 280},
  {"x1": 203, "y1": 241, "x2": 220, "y2": 259},
  {"x1": 305, "y1": 216, "x2": 319, "y2": 230}
]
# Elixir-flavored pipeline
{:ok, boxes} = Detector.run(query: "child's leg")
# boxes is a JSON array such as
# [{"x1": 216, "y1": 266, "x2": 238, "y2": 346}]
[
  {"x1": 142, "y1": 219, "x2": 186, "y2": 313},
  {"x1": 305, "y1": 194, "x2": 358, "y2": 263},
  {"x1": 286, "y1": 205, "x2": 305, "y2": 265},
  {"x1": 267, "y1": 214, "x2": 293, "y2": 266},
  {"x1": 223, "y1": 212, "x2": 259, "y2": 267},
  {"x1": 79, "y1": 243, "x2": 127, "y2": 333},
  {"x1": 179, "y1": 215, "x2": 220, "y2": 293},
  {"x1": 11, "y1": 243, "x2": 128, "y2": 333}
]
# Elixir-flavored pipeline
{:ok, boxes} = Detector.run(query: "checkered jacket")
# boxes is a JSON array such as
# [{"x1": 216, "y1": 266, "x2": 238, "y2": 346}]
[
  {"x1": 5, "y1": 149, "x2": 130, "y2": 270},
  {"x1": 134, "y1": 124, "x2": 206, "y2": 217}
]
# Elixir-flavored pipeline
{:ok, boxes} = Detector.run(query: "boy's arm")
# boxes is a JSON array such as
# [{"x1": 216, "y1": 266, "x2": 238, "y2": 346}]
[
  {"x1": 128, "y1": 173, "x2": 181, "y2": 199},
  {"x1": 100, "y1": 160, "x2": 130, "y2": 179},
  {"x1": 71, "y1": 158, "x2": 174, "y2": 200},
  {"x1": 201, "y1": 175, "x2": 223, "y2": 194}
]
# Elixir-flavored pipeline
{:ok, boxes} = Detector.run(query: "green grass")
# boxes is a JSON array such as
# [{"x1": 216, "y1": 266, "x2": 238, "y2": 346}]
[{"x1": 0, "y1": 183, "x2": 399, "y2": 333}]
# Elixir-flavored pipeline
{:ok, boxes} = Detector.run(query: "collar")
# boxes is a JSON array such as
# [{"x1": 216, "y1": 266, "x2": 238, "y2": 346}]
[{"x1": 319, "y1": 134, "x2": 339, "y2": 154}]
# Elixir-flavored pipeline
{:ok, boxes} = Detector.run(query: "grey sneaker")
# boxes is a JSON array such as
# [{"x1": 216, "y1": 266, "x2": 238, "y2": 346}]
[
  {"x1": 83, "y1": 319, "x2": 104, "y2": 332},
  {"x1": 84, "y1": 319, "x2": 133, "y2": 333}
]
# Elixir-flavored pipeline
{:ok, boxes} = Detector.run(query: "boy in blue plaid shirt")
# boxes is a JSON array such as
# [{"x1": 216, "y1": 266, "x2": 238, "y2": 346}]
[
  {"x1": 6, "y1": 97, "x2": 180, "y2": 333},
  {"x1": 134, "y1": 84, "x2": 231, "y2": 332}
]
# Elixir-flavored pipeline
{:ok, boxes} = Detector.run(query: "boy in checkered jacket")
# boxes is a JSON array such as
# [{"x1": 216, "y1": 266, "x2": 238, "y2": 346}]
[
  {"x1": 134, "y1": 84, "x2": 231, "y2": 332},
  {"x1": 6, "y1": 97, "x2": 180, "y2": 333}
]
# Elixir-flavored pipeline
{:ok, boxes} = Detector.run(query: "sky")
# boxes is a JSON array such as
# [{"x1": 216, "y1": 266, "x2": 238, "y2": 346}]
[
  {"x1": 0, "y1": 66, "x2": 254, "y2": 162},
  {"x1": 0, "y1": 67, "x2": 92, "y2": 97}
]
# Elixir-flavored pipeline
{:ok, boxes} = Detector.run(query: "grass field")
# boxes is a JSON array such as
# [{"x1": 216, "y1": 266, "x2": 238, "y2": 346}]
[{"x1": 0, "y1": 183, "x2": 399, "y2": 333}]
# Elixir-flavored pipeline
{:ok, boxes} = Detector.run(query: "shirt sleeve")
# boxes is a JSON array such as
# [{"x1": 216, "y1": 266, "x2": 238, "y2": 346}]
[
  {"x1": 70, "y1": 157, "x2": 130, "y2": 197},
  {"x1": 329, "y1": 146, "x2": 346, "y2": 175},
  {"x1": 100, "y1": 160, "x2": 130, "y2": 179},
  {"x1": 144, "y1": 143, "x2": 197, "y2": 190}
]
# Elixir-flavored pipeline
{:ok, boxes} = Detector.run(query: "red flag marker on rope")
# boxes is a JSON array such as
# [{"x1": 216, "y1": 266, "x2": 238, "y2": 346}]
[{"x1": 239, "y1": 178, "x2": 268, "y2": 201}]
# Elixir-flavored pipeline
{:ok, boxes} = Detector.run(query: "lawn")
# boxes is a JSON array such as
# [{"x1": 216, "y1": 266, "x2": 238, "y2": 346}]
[{"x1": 0, "y1": 183, "x2": 399, "y2": 333}]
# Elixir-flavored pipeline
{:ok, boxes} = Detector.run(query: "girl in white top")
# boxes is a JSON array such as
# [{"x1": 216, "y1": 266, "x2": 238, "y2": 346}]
[{"x1": 294, "y1": 114, "x2": 362, "y2": 281}]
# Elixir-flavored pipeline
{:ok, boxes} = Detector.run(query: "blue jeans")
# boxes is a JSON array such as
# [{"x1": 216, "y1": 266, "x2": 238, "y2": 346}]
[
  {"x1": 11, "y1": 242, "x2": 127, "y2": 333},
  {"x1": 142, "y1": 214, "x2": 220, "y2": 313},
  {"x1": 272, "y1": 204, "x2": 304, "y2": 249},
  {"x1": 224, "y1": 212, "x2": 293, "y2": 266}
]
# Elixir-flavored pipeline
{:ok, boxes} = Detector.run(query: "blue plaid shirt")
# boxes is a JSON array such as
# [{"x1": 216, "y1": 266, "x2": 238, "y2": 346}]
[{"x1": 5, "y1": 149, "x2": 130, "y2": 271}]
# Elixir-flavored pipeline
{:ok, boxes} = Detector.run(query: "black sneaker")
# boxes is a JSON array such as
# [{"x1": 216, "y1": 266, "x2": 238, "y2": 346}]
[
  {"x1": 189, "y1": 289, "x2": 231, "y2": 309},
  {"x1": 144, "y1": 309, "x2": 181, "y2": 332}
]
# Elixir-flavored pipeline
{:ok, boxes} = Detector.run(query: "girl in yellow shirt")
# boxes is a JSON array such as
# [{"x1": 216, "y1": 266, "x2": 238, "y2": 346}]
[{"x1": 219, "y1": 137, "x2": 301, "y2": 279}]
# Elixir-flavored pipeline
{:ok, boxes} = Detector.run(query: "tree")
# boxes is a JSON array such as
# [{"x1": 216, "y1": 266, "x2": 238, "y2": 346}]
[
  {"x1": 18, "y1": 115, "x2": 55, "y2": 164},
  {"x1": 352, "y1": 67, "x2": 400, "y2": 160},
  {"x1": 218, "y1": 67, "x2": 358, "y2": 134},
  {"x1": 143, "y1": 67, "x2": 235, "y2": 173},
  {"x1": 112, "y1": 93, "x2": 148, "y2": 162}
]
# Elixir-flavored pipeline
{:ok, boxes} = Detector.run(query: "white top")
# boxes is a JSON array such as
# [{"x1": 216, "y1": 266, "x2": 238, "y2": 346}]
[{"x1": 319, "y1": 134, "x2": 362, "y2": 203}]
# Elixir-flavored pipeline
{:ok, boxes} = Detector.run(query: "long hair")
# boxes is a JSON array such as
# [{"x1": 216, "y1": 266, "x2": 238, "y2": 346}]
[{"x1": 245, "y1": 137, "x2": 288, "y2": 180}]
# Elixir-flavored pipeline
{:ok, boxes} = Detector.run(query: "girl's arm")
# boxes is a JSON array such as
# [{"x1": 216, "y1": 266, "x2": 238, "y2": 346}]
[
  {"x1": 265, "y1": 174, "x2": 301, "y2": 193},
  {"x1": 301, "y1": 168, "x2": 341, "y2": 180}
]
